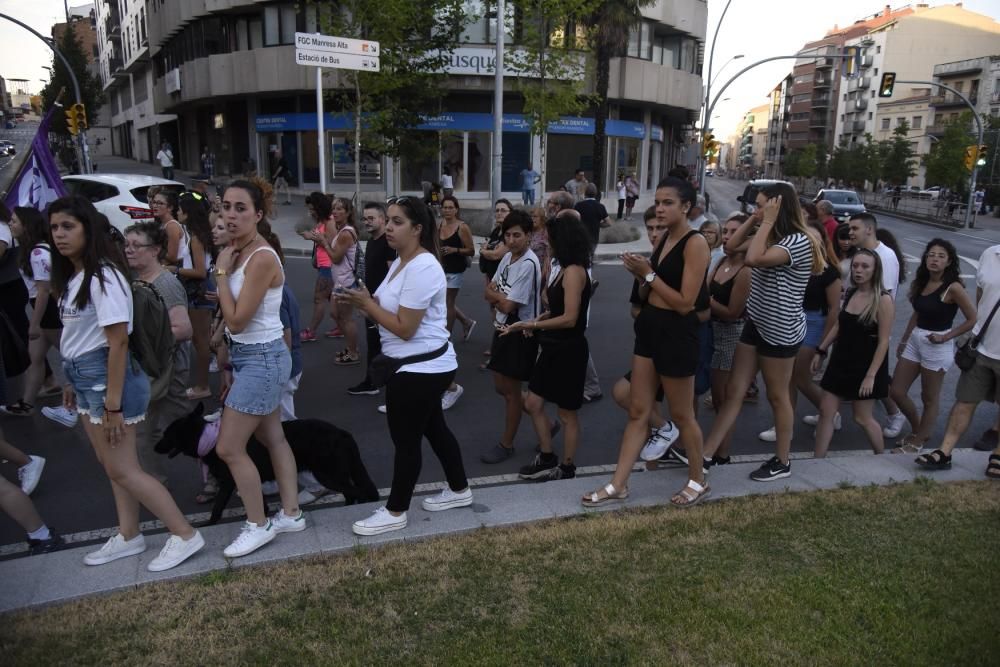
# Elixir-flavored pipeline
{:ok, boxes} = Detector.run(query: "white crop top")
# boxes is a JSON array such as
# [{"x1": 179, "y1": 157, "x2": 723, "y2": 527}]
[{"x1": 226, "y1": 246, "x2": 284, "y2": 344}]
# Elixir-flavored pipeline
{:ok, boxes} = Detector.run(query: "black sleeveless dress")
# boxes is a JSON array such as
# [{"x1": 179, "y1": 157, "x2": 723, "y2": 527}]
[
  {"x1": 820, "y1": 291, "x2": 890, "y2": 400},
  {"x1": 528, "y1": 267, "x2": 592, "y2": 411},
  {"x1": 440, "y1": 225, "x2": 467, "y2": 275}
]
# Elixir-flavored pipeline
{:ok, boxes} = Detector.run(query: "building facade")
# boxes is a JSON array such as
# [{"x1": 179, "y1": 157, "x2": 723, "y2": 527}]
[
  {"x1": 872, "y1": 92, "x2": 931, "y2": 187},
  {"x1": 131, "y1": 0, "x2": 706, "y2": 199}
]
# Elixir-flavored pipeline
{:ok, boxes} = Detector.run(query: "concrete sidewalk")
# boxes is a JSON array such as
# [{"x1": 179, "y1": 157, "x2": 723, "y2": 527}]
[{"x1": 1, "y1": 448, "x2": 992, "y2": 613}]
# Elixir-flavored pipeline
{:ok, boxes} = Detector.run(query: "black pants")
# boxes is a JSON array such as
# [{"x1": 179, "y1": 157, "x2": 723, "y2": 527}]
[
  {"x1": 617, "y1": 198, "x2": 625, "y2": 219},
  {"x1": 362, "y1": 319, "x2": 382, "y2": 385},
  {"x1": 385, "y1": 370, "x2": 468, "y2": 512}
]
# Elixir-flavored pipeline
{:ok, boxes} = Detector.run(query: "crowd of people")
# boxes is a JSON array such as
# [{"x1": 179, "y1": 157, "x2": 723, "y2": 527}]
[{"x1": 1, "y1": 168, "x2": 999, "y2": 571}]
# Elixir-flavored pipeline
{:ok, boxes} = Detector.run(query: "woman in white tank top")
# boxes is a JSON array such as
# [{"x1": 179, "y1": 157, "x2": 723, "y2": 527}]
[{"x1": 212, "y1": 179, "x2": 302, "y2": 559}]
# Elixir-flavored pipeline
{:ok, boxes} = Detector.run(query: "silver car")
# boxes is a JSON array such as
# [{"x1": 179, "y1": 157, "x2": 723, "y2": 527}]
[{"x1": 814, "y1": 189, "x2": 867, "y2": 222}]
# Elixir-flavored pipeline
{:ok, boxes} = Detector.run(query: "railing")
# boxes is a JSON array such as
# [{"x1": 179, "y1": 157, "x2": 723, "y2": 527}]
[
  {"x1": 863, "y1": 189, "x2": 989, "y2": 227},
  {"x1": 848, "y1": 76, "x2": 871, "y2": 92},
  {"x1": 853, "y1": 98, "x2": 868, "y2": 111},
  {"x1": 851, "y1": 120, "x2": 866, "y2": 132},
  {"x1": 812, "y1": 94, "x2": 831, "y2": 107},
  {"x1": 931, "y1": 93, "x2": 977, "y2": 106}
]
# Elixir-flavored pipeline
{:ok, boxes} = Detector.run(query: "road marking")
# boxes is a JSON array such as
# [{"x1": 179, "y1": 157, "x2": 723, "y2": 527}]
[{"x1": 952, "y1": 231, "x2": 996, "y2": 243}]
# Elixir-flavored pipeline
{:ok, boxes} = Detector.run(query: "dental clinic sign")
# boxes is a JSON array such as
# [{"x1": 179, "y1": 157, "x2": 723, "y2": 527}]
[
  {"x1": 444, "y1": 47, "x2": 584, "y2": 80},
  {"x1": 294, "y1": 32, "x2": 380, "y2": 72}
]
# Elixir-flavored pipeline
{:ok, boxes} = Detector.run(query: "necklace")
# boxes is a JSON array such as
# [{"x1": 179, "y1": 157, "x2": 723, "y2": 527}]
[{"x1": 234, "y1": 234, "x2": 259, "y2": 257}]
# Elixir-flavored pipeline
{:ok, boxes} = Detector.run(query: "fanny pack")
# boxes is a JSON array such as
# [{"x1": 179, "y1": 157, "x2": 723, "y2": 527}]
[{"x1": 370, "y1": 342, "x2": 449, "y2": 388}]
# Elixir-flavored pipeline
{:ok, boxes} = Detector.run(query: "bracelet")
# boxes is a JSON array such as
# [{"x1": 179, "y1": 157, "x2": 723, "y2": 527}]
[
  {"x1": 815, "y1": 346, "x2": 827, "y2": 357},
  {"x1": 214, "y1": 269, "x2": 227, "y2": 277},
  {"x1": 105, "y1": 407, "x2": 122, "y2": 413}
]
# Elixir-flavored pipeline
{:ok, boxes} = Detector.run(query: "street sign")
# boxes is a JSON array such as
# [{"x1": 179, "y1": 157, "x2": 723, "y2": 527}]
[
  {"x1": 295, "y1": 48, "x2": 380, "y2": 71},
  {"x1": 294, "y1": 32, "x2": 379, "y2": 57}
]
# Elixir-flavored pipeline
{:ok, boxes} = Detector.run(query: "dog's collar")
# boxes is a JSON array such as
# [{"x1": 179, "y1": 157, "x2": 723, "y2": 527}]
[{"x1": 197, "y1": 420, "x2": 221, "y2": 458}]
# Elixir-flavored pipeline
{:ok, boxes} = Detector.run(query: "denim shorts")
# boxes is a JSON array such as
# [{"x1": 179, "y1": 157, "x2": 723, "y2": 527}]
[
  {"x1": 225, "y1": 337, "x2": 292, "y2": 416},
  {"x1": 63, "y1": 346, "x2": 151, "y2": 425},
  {"x1": 802, "y1": 309, "x2": 826, "y2": 348}
]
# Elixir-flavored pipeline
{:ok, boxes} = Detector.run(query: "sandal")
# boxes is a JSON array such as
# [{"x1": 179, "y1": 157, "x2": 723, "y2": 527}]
[
  {"x1": 185, "y1": 387, "x2": 212, "y2": 400},
  {"x1": 581, "y1": 483, "x2": 629, "y2": 507},
  {"x1": 335, "y1": 352, "x2": 360, "y2": 366},
  {"x1": 670, "y1": 479, "x2": 711, "y2": 508},
  {"x1": 915, "y1": 448, "x2": 952, "y2": 470},
  {"x1": 1, "y1": 400, "x2": 34, "y2": 417},
  {"x1": 987, "y1": 454, "x2": 1000, "y2": 479},
  {"x1": 195, "y1": 482, "x2": 218, "y2": 504},
  {"x1": 891, "y1": 434, "x2": 925, "y2": 455}
]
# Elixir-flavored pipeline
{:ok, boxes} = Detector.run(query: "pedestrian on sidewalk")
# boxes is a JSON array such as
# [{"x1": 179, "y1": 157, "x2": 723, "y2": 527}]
[
  {"x1": 156, "y1": 142, "x2": 174, "y2": 180},
  {"x1": 339, "y1": 196, "x2": 472, "y2": 536},
  {"x1": 49, "y1": 196, "x2": 204, "y2": 572},
  {"x1": 624, "y1": 172, "x2": 639, "y2": 220},
  {"x1": 272, "y1": 152, "x2": 292, "y2": 206},
  {"x1": 477, "y1": 200, "x2": 511, "y2": 368},
  {"x1": 615, "y1": 173, "x2": 627, "y2": 220},
  {"x1": 200, "y1": 145, "x2": 215, "y2": 180},
  {"x1": 324, "y1": 197, "x2": 362, "y2": 366},
  {"x1": 298, "y1": 192, "x2": 336, "y2": 343},
  {"x1": 520, "y1": 164, "x2": 540, "y2": 206}
]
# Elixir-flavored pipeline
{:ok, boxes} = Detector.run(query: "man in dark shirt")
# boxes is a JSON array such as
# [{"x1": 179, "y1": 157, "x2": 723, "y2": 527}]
[
  {"x1": 573, "y1": 184, "x2": 610, "y2": 251},
  {"x1": 348, "y1": 201, "x2": 398, "y2": 395}
]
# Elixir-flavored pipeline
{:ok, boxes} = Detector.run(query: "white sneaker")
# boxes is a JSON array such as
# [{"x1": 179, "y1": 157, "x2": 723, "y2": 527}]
[
  {"x1": 803, "y1": 413, "x2": 842, "y2": 430},
  {"x1": 639, "y1": 422, "x2": 679, "y2": 461},
  {"x1": 84, "y1": 533, "x2": 147, "y2": 566},
  {"x1": 758, "y1": 427, "x2": 777, "y2": 442},
  {"x1": 352, "y1": 506, "x2": 407, "y2": 536},
  {"x1": 209, "y1": 358, "x2": 219, "y2": 373},
  {"x1": 421, "y1": 487, "x2": 473, "y2": 512},
  {"x1": 441, "y1": 385, "x2": 464, "y2": 411},
  {"x1": 41, "y1": 406, "x2": 78, "y2": 428},
  {"x1": 147, "y1": 531, "x2": 205, "y2": 572},
  {"x1": 883, "y1": 412, "x2": 906, "y2": 438},
  {"x1": 271, "y1": 508, "x2": 307, "y2": 533},
  {"x1": 260, "y1": 480, "x2": 279, "y2": 496},
  {"x1": 18, "y1": 455, "x2": 45, "y2": 495},
  {"x1": 223, "y1": 520, "x2": 275, "y2": 558},
  {"x1": 298, "y1": 489, "x2": 319, "y2": 505},
  {"x1": 377, "y1": 404, "x2": 387, "y2": 414}
]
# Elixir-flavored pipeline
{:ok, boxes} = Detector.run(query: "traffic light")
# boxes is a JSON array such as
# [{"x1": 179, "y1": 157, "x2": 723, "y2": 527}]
[
  {"x1": 74, "y1": 103, "x2": 87, "y2": 131},
  {"x1": 964, "y1": 145, "x2": 978, "y2": 171},
  {"x1": 878, "y1": 72, "x2": 896, "y2": 98},
  {"x1": 703, "y1": 132, "x2": 718, "y2": 157},
  {"x1": 65, "y1": 105, "x2": 79, "y2": 135},
  {"x1": 977, "y1": 144, "x2": 988, "y2": 167}
]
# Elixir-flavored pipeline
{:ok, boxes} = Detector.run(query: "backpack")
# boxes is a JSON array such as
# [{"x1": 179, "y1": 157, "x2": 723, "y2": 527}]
[{"x1": 130, "y1": 279, "x2": 176, "y2": 401}]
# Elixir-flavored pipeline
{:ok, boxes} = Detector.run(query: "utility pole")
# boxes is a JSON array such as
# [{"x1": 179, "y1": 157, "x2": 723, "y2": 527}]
[{"x1": 490, "y1": 0, "x2": 505, "y2": 207}]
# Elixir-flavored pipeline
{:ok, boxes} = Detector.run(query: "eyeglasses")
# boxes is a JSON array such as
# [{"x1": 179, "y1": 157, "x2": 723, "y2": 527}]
[
  {"x1": 386, "y1": 196, "x2": 411, "y2": 205},
  {"x1": 150, "y1": 200, "x2": 167, "y2": 207}
]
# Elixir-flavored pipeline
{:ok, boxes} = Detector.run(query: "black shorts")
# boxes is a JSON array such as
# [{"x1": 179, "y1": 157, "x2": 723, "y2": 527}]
[
  {"x1": 633, "y1": 304, "x2": 699, "y2": 378},
  {"x1": 487, "y1": 328, "x2": 538, "y2": 381},
  {"x1": 29, "y1": 297, "x2": 62, "y2": 330},
  {"x1": 739, "y1": 318, "x2": 800, "y2": 359},
  {"x1": 528, "y1": 335, "x2": 588, "y2": 411}
]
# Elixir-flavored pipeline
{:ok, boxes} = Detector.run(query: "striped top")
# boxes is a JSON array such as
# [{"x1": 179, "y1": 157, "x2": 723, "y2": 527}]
[{"x1": 746, "y1": 232, "x2": 812, "y2": 346}]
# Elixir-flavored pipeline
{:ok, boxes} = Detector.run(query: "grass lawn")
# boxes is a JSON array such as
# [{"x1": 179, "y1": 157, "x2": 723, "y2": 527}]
[{"x1": 3, "y1": 480, "x2": 999, "y2": 666}]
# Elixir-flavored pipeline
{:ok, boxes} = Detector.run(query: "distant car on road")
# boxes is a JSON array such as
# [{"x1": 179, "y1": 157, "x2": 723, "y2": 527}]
[
  {"x1": 916, "y1": 186, "x2": 942, "y2": 200},
  {"x1": 0, "y1": 140, "x2": 15, "y2": 156},
  {"x1": 813, "y1": 189, "x2": 867, "y2": 222},
  {"x1": 61, "y1": 174, "x2": 185, "y2": 232},
  {"x1": 738, "y1": 179, "x2": 793, "y2": 214}
]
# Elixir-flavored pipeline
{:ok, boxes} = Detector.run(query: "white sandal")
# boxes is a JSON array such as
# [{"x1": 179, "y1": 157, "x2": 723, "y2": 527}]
[
  {"x1": 670, "y1": 479, "x2": 711, "y2": 508},
  {"x1": 581, "y1": 483, "x2": 629, "y2": 507}
]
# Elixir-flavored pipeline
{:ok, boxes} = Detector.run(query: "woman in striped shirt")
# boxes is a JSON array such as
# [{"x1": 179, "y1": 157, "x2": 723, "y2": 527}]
[{"x1": 701, "y1": 183, "x2": 823, "y2": 482}]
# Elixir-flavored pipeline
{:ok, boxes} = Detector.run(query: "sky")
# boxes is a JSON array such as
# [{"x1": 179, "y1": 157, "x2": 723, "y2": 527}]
[{"x1": 1, "y1": 1, "x2": 998, "y2": 133}]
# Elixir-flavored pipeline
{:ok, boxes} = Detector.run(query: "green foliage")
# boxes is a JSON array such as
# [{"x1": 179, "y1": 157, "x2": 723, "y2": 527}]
[
  {"x1": 828, "y1": 135, "x2": 880, "y2": 189},
  {"x1": 40, "y1": 26, "x2": 105, "y2": 136},
  {"x1": 878, "y1": 120, "x2": 918, "y2": 185},
  {"x1": 923, "y1": 112, "x2": 973, "y2": 192},
  {"x1": 783, "y1": 144, "x2": 818, "y2": 180}
]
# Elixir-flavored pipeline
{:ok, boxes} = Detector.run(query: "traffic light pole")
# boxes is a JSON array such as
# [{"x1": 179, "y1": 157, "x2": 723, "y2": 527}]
[
  {"x1": 895, "y1": 80, "x2": 983, "y2": 229},
  {"x1": 0, "y1": 12, "x2": 91, "y2": 174}
]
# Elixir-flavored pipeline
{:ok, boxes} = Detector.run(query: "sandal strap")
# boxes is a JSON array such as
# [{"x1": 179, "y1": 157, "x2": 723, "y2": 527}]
[{"x1": 684, "y1": 479, "x2": 707, "y2": 494}]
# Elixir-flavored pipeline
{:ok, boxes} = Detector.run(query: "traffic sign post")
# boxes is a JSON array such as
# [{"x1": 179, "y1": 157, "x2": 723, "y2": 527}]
[{"x1": 294, "y1": 33, "x2": 381, "y2": 194}]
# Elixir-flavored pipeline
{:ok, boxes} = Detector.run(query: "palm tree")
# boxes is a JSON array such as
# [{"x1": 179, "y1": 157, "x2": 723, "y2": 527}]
[{"x1": 587, "y1": 0, "x2": 653, "y2": 197}]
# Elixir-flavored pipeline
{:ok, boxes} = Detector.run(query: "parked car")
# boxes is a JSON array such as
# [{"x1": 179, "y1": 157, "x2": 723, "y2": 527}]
[
  {"x1": 61, "y1": 174, "x2": 185, "y2": 232},
  {"x1": 916, "y1": 186, "x2": 942, "y2": 200},
  {"x1": 738, "y1": 179, "x2": 793, "y2": 213},
  {"x1": 0, "y1": 144, "x2": 8, "y2": 157},
  {"x1": 813, "y1": 189, "x2": 867, "y2": 222},
  {"x1": 0, "y1": 140, "x2": 15, "y2": 156}
]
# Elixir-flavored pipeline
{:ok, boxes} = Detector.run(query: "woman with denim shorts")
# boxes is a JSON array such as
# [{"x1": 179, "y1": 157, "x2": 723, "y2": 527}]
[
  {"x1": 49, "y1": 196, "x2": 204, "y2": 572},
  {"x1": 213, "y1": 179, "x2": 302, "y2": 559}
]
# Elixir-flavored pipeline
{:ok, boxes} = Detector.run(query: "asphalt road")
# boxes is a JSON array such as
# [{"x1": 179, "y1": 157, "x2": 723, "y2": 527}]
[
  {"x1": 2, "y1": 174, "x2": 998, "y2": 548},
  {"x1": 0, "y1": 122, "x2": 37, "y2": 185}
]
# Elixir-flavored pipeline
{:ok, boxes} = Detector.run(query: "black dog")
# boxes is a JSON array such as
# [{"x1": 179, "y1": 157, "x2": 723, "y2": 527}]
[{"x1": 155, "y1": 403, "x2": 380, "y2": 525}]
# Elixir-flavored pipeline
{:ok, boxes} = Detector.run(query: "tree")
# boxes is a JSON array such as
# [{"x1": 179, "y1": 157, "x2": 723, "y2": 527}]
[
  {"x1": 586, "y1": 0, "x2": 655, "y2": 196},
  {"x1": 878, "y1": 120, "x2": 918, "y2": 186},
  {"x1": 509, "y1": 0, "x2": 597, "y2": 192},
  {"x1": 40, "y1": 25, "x2": 105, "y2": 136},
  {"x1": 923, "y1": 112, "x2": 973, "y2": 195},
  {"x1": 312, "y1": 0, "x2": 469, "y2": 203},
  {"x1": 782, "y1": 149, "x2": 803, "y2": 179}
]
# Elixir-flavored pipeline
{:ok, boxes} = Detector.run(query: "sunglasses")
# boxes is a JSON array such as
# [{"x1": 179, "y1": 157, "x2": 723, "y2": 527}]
[
  {"x1": 386, "y1": 196, "x2": 412, "y2": 205},
  {"x1": 180, "y1": 191, "x2": 204, "y2": 201}
]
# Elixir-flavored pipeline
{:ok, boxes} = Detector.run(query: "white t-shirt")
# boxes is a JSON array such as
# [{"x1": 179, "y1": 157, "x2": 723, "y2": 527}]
[
  {"x1": 873, "y1": 241, "x2": 899, "y2": 300},
  {"x1": 156, "y1": 149, "x2": 173, "y2": 167},
  {"x1": 374, "y1": 253, "x2": 457, "y2": 374},
  {"x1": 59, "y1": 265, "x2": 133, "y2": 360},
  {"x1": 440, "y1": 173, "x2": 453, "y2": 190},
  {"x1": 616, "y1": 181, "x2": 627, "y2": 199},
  {"x1": 20, "y1": 243, "x2": 52, "y2": 299},
  {"x1": 975, "y1": 245, "x2": 1000, "y2": 360},
  {"x1": 492, "y1": 250, "x2": 541, "y2": 326}
]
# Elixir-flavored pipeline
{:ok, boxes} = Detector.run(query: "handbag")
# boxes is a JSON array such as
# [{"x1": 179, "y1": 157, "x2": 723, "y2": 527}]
[
  {"x1": 0, "y1": 310, "x2": 30, "y2": 378},
  {"x1": 370, "y1": 342, "x2": 449, "y2": 389},
  {"x1": 955, "y1": 297, "x2": 1000, "y2": 371}
]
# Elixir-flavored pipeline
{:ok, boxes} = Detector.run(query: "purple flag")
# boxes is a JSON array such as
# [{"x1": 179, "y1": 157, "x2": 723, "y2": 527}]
[{"x1": 3, "y1": 106, "x2": 67, "y2": 212}]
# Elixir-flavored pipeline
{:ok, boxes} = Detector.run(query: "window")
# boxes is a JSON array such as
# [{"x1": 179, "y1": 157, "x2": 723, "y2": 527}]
[
  {"x1": 896, "y1": 117, "x2": 906, "y2": 127},
  {"x1": 881, "y1": 118, "x2": 890, "y2": 130},
  {"x1": 871, "y1": 90, "x2": 876, "y2": 98},
  {"x1": 792, "y1": 94, "x2": 811, "y2": 103},
  {"x1": 639, "y1": 23, "x2": 651, "y2": 60},
  {"x1": 876, "y1": 45, "x2": 881, "y2": 53},
  {"x1": 868, "y1": 112, "x2": 873, "y2": 120},
  {"x1": 954, "y1": 81, "x2": 963, "y2": 92},
  {"x1": 264, "y1": 5, "x2": 296, "y2": 46},
  {"x1": 912, "y1": 116, "x2": 922, "y2": 129}
]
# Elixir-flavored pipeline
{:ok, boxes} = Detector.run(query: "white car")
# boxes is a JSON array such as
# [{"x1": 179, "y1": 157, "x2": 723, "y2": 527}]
[
  {"x1": 917, "y1": 186, "x2": 942, "y2": 200},
  {"x1": 61, "y1": 174, "x2": 185, "y2": 232}
]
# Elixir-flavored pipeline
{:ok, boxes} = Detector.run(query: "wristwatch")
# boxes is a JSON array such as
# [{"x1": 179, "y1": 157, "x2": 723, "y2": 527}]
[
  {"x1": 644, "y1": 271, "x2": 656, "y2": 285},
  {"x1": 214, "y1": 268, "x2": 227, "y2": 277}
]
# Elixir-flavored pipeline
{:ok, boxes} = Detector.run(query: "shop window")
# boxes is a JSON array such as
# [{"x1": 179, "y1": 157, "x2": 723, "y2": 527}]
[
  {"x1": 545, "y1": 134, "x2": 592, "y2": 186},
  {"x1": 466, "y1": 132, "x2": 491, "y2": 192}
]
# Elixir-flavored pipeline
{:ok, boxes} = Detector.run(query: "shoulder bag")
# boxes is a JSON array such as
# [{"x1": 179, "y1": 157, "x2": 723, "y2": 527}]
[
  {"x1": 955, "y1": 296, "x2": 1000, "y2": 371},
  {"x1": 370, "y1": 342, "x2": 450, "y2": 389}
]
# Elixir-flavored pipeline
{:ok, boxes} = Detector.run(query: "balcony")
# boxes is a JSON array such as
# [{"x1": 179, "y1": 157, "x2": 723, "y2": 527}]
[
  {"x1": 859, "y1": 55, "x2": 873, "y2": 68},
  {"x1": 853, "y1": 98, "x2": 868, "y2": 111},
  {"x1": 810, "y1": 114, "x2": 829, "y2": 128},
  {"x1": 931, "y1": 92, "x2": 977, "y2": 107},
  {"x1": 926, "y1": 124, "x2": 948, "y2": 136},
  {"x1": 848, "y1": 76, "x2": 871, "y2": 92},
  {"x1": 108, "y1": 56, "x2": 123, "y2": 73},
  {"x1": 104, "y1": 2, "x2": 120, "y2": 36},
  {"x1": 815, "y1": 58, "x2": 835, "y2": 70},
  {"x1": 813, "y1": 75, "x2": 831, "y2": 88},
  {"x1": 851, "y1": 120, "x2": 867, "y2": 132},
  {"x1": 812, "y1": 94, "x2": 831, "y2": 107}
]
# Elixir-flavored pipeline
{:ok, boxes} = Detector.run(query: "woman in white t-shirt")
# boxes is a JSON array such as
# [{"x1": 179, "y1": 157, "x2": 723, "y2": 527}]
[
  {"x1": 2, "y1": 207, "x2": 63, "y2": 417},
  {"x1": 49, "y1": 196, "x2": 203, "y2": 572},
  {"x1": 337, "y1": 196, "x2": 472, "y2": 536}
]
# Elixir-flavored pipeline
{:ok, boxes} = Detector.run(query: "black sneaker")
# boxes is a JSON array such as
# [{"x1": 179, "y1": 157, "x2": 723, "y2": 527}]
[
  {"x1": 519, "y1": 453, "x2": 558, "y2": 480},
  {"x1": 750, "y1": 456, "x2": 791, "y2": 482},
  {"x1": 28, "y1": 531, "x2": 64, "y2": 555},
  {"x1": 710, "y1": 455, "x2": 732, "y2": 467},
  {"x1": 552, "y1": 463, "x2": 576, "y2": 480},
  {"x1": 347, "y1": 381, "x2": 380, "y2": 396},
  {"x1": 481, "y1": 443, "x2": 515, "y2": 464}
]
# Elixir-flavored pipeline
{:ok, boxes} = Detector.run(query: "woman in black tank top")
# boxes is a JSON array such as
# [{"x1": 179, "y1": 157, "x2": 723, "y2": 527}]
[
  {"x1": 438, "y1": 196, "x2": 476, "y2": 342},
  {"x1": 889, "y1": 239, "x2": 976, "y2": 453},
  {"x1": 501, "y1": 213, "x2": 592, "y2": 481},
  {"x1": 582, "y1": 177, "x2": 711, "y2": 509}
]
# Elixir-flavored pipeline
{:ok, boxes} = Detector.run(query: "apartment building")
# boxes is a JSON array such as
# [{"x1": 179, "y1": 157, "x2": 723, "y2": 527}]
[
  {"x1": 873, "y1": 91, "x2": 931, "y2": 187},
  {"x1": 136, "y1": 0, "x2": 706, "y2": 198},
  {"x1": 835, "y1": 3, "x2": 1000, "y2": 147},
  {"x1": 929, "y1": 55, "x2": 1000, "y2": 133},
  {"x1": 763, "y1": 75, "x2": 791, "y2": 177}
]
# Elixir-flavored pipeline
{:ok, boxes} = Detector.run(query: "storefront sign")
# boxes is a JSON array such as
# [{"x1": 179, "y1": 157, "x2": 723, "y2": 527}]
[
  {"x1": 442, "y1": 47, "x2": 584, "y2": 80},
  {"x1": 651, "y1": 125, "x2": 664, "y2": 142}
]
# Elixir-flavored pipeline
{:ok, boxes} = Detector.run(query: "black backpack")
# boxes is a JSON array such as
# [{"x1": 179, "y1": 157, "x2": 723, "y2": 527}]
[{"x1": 130, "y1": 279, "x2": 175, "y2": 401}]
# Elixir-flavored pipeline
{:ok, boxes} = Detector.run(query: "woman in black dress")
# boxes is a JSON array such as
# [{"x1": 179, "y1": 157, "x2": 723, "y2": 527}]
[
  {"x1": 502, "y1": 210, "x2": 591, "y2": 481},
  {"x1": 812, "y1": 248, "x2": 894, "y2": 456}
]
